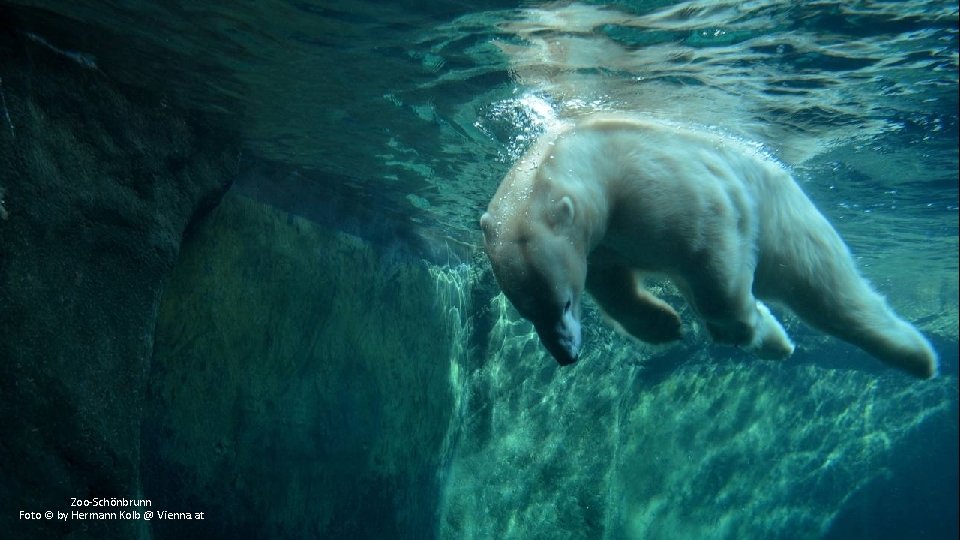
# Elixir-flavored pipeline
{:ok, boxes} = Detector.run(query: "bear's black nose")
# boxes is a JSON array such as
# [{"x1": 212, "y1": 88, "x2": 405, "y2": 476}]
[
  {"x1": 541, "y1": 336, "x2": 579, "y2": 366},
  {"x1": 555, "y1": 353, "x2": 578, "y2": 366},
  {"x1": 533, "y1": 315, "x2": 582, "y2": 366}
]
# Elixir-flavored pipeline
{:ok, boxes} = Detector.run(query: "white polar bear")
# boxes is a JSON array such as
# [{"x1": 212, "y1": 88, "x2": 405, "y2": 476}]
[{"x1": 480, "y1": 114, "x2": 938, "y2": 379}]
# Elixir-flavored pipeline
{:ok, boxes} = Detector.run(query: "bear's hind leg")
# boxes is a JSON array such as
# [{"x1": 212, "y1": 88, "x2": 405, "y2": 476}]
[
  {"x1": 778, "y1": 268, "x2": 938, "y2": 378},
  {"x1": 586, "y1": 263, "x2": 683, "y2": 343}
]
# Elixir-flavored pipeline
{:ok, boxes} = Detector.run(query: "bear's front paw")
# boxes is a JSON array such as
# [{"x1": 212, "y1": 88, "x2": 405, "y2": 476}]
[
  {"x1": 616, "y1": 307, "x2": 682, "y2": 344},
  {"x1": 645, "y1": 309, "x2": 683, "y2": 343},
  {"x1": 749, "y1": 302, "x2": 795, "y2": 360},
  {"x1": 752, "y1": 335, "x2": 795, "y2": 360}
]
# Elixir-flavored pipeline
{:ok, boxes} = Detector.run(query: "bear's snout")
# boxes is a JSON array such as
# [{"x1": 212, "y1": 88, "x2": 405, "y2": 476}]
[{"x1": 536, "y1": 307, "x2": 582, "y2": 366}]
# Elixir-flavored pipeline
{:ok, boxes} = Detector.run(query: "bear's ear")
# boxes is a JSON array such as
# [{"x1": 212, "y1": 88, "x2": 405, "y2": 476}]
[
  {"x1": 480, "y1": 212, "x2": 494, "y2": 240},
  {"x1": 556, "y1": 196, "x2": 575, "y2": 228}
]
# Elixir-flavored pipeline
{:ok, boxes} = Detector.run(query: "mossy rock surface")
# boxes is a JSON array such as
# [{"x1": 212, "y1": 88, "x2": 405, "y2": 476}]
[{"x1": 437, "y1": 293, "x2": 958, "y2": 540}]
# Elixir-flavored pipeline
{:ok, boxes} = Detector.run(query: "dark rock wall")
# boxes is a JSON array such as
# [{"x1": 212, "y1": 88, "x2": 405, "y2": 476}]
[
  {"x1": 142, "y1": 194, "x2": 457, "y2": 539},
  {"x1": 0, "y1": 24, "x2": 237, "y2": 540}
]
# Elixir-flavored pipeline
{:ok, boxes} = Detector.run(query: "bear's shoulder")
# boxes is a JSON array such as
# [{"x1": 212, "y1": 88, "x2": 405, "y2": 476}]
[{"x1": 570, "y1": 114, "x2": 781, "y2": 172}]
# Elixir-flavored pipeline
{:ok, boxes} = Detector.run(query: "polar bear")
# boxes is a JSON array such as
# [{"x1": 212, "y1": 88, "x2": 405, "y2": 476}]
[{"x1": 480, "y1": 114, "x2": 938, "y2": 379}]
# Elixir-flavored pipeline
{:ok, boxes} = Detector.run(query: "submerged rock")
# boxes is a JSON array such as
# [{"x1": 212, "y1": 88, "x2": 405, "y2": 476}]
[
  {"x1": 436, "y1": 292, "x2": 958, "y2": 540},
  {"x1": 143, "y1": 194, "x2": 458, "y2": 539},
  {"x1": 0, "y1": 22, "x2": 237, "y2": 540}
]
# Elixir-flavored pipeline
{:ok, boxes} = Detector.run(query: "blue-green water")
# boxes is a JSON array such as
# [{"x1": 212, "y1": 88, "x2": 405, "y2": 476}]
[
  {"x1": 12, "y1": 1, "x2": 958, "y2": 252},
  {"x1": 2, "y1": 1, "x2": 957, "y2": 539}
]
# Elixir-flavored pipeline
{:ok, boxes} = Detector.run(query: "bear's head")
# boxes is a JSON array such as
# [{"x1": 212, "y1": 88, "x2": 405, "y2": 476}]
[{"x1": 480, "y1": 194, "x2": 586, "y2": 365}]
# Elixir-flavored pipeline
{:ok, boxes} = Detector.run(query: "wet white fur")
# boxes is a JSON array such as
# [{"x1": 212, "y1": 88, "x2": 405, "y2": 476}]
[{"x1": 483, "y1": 114, "x2": 938, "y2": 378}]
